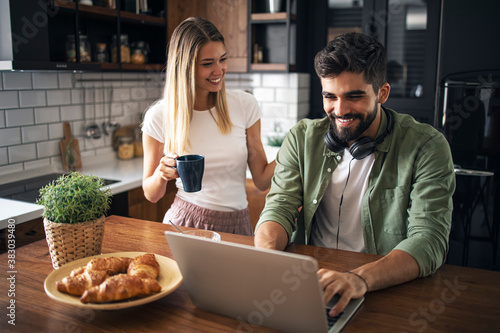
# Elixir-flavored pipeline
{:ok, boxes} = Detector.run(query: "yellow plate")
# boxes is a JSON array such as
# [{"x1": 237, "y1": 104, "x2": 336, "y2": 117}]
[{"x1": 44, "y1": 252, "x2": 183, "y2": 310}]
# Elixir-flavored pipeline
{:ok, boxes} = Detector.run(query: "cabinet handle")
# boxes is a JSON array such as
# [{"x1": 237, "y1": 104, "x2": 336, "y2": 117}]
[{"x1": 25, "y1": 230, "x2": 37, "y2": 236}]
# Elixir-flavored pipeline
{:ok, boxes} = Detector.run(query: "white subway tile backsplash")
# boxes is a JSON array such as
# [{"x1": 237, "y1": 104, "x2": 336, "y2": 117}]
[
  {"x1": 131, "y1": 87, "x2": 147, "y2": 101},
  {"x1": 5, "y1": 108, "x2": 34, "y2": 127},
  {"x1": 123, "y1": 102, "x2": 140, "y2": 117},
  {"x1": 0, "y1": 128, "x2": 21, "y2": 147},
  {"x1": 47, "y1": 89, "x2": 72, "y2": 106},
  {"x1": 113, "y1": 88, "x2": 131, "y2": 102},
  {"x1": 262, "y1": 103, "x2": 288, "y2": 118},
  {"x1": 24, "y1": 158, "x2": 51, "y2": 170},
  {"x1": 0, "y1": 71, "x2": 307, "y2": 172},
  {"x1": 83, "y1": 136, "x2": 106, "y2": 150},
  {"x1": 48, "y1": 123, "x2": 64, "y2": 140},
  {"x1": 145, "y1": 87, "x2": 161, "y2": 100},
  {"x1": 58, "y1": 73, "x2": 73, "y2": 89},
  {"x1": 3, "y1": 72, "x2": 32, "y2": 90},
  {"x1": 71, "y1": 89, "x2": 83, "y2": 104},
  {"x1": 253, "y1": 88, "x2": 275, "y2": 102},
  {"x1": 22, "y1": 125, "x2": 49, "y2": 143},
  {"x1": 110, "y1": 102, "x2": 123, "y2": 117},
  {"x1": 0, "y1": 163, "x2": 23, "y2": 176},
  {"x1": 19, "y1": 90, "x2": 47, "y2": 107},
  {"x1": 0, "y1": 91, "x2": 20, "y2": 109},
  {"x1": 288, "y1": 73, "x2": 311, "y2": 89},
  {"x1": 73, "y1": 121, "x2": 85, "y2": 137},
  {"x1": 35, "y1": 107, "x2": 60, "y2": 124},
  {"x1": 37, "y1": 140, "x2": 60, "y2": 158},
  {"x1": 0, "y1": 148, "x2": 7, "y2": 165},
  {"x1": 93, "y1": 103, "x2": 106, "y2": 119},
  {"x1": 276, "y1": 88, "x2": 298, "y2": 103},
  {"x1": 33, "y1": 73, "x2": 59, "y2": 89},
  {"x1": 9, "y1": 144, "x2": 36, "y2": 163},
  {"x1": 261, "y1": 74, "x2": 289, "y2": 87},
  {"x1": 60, "y1": 105, "x2": 84, "y2": 121}
]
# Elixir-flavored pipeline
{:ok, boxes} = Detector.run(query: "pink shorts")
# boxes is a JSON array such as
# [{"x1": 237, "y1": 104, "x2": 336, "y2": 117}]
[{"x1": 163, "y1": 196, "x2": 253, "y2": 236}]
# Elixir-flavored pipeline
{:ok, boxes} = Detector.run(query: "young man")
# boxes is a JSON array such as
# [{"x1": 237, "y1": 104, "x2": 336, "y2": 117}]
[{"x1": 254, "y1": 33, "x2": 455, "y2": 316}]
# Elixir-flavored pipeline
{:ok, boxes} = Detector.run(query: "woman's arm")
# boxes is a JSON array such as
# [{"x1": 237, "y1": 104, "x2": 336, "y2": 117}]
[
  {"x1": 142, "y1": 133, "x2": 179, "y2": 203},
  {"x1": 246, "y1": 120, "x2": 276, "y2": 191}
]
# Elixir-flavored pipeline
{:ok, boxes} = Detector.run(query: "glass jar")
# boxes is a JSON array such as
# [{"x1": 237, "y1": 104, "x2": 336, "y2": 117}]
[
  {"x1": 111, "y1": 34, "x2": 130, "y2": 63},
  {"x1": 95, "y1": 43, "x2": 108, "y2": 63},
  {"x1": 66, "y1": 35, "x2": 91, "y2": 62},
  {"x1": 133, "y1": 128, "x2": 143, "y2": 157},
  {"x1": 117, "y1": 136, "x2": 135, "y2": 159},
  {"x1": 130, "y1": 41, "x2": 149, "y2": 64}
]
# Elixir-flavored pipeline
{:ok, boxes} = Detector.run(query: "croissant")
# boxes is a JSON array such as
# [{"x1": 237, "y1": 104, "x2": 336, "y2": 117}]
[
  {"x1": 70, "y1": 266, "x2": 86, "y2": 277},
  {"x1": 57, "y1": 269, "x2": 110, "y2": 296},
  {"x1": 85, "y1": 256, "x2": 133, "y2": 275},
  {"x1": 80, "y1": 274, "x2": 161, "y2": 303},
  {"x1": 127, "y1": 253, "x2": 160, "y2": 279}
]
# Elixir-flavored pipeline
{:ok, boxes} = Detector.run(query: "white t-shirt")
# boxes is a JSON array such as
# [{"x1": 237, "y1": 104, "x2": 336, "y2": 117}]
[
  {"x1": 310, "y1": 148, "x2": 375, "y2": 252},
  {"x1": 142, "y1": 89, "x2": 262, "y2": 212}
]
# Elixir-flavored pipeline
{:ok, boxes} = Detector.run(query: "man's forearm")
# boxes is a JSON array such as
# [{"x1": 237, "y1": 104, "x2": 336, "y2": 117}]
[
  {"x1": 254, "y1": 221, "x2": 289, "y2": 250},
  {"x1": 352, "y1": 249, "x2": 419, "y2": 292}
]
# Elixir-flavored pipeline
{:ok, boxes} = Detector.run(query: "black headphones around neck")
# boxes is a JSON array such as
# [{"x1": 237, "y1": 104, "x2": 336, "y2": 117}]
[{"x1": 324, "y1": 108, "x2": 393, "y2": 160}]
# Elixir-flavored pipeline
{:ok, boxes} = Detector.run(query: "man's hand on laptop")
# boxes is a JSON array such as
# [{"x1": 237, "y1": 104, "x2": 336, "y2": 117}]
[{"x1": 318, "y1": 269, "x2": 368, "y2": 317}]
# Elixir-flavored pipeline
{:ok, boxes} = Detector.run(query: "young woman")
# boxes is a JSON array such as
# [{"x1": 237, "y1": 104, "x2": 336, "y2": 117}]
[{"x1": 141, "y1": 17, "x2": 276, "y2": 236}]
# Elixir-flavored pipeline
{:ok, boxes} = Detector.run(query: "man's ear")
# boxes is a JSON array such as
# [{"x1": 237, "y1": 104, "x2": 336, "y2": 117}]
[{"x1": 378, "y1": 82, "x2": 390, "y2": 103}]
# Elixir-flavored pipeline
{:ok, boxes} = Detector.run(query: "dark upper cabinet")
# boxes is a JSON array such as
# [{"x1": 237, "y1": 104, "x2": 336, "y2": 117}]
[{"x1": 0, "y1": 0, "x2": 167, "y2": 72}]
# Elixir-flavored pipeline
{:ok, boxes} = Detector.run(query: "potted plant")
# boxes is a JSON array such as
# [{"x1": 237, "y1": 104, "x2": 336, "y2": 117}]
[{"x1": 36, "y1": 172, "x2": 112, "y2": 269}]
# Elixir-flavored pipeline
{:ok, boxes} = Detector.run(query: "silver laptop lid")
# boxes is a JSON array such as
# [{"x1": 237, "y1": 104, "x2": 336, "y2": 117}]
[{"x1": 165, "y1": 231, "x2": 361, "y2": 333}]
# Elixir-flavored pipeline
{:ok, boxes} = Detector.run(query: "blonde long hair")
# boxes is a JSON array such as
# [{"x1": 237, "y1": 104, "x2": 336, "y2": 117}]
[{"x1": 163, "y1": 17, "x2": 232, "y2": 155}]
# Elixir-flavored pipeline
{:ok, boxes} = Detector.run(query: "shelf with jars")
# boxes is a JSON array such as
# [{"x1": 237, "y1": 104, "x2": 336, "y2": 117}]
[
  {"x1": 248, "y1": 0, "x2": 305, "y2": 72},
  {"x1": 0, "y1": 0, "x2": 166, "y2": 72}
]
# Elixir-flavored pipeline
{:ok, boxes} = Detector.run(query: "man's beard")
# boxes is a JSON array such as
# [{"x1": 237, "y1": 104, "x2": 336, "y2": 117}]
[{"x1": 328, "y1": 104, "x2": 378, "y2": 143}]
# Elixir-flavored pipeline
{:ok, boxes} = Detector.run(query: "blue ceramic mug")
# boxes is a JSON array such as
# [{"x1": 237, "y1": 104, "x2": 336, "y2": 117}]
[{"x1": 174, "y1": 154, "x2": 205, "y2": 192}]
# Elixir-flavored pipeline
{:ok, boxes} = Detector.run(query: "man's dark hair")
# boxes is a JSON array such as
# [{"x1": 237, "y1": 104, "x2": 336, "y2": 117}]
[{"x1": 314, "y1": 32, "x2": 387, "y2": 93}]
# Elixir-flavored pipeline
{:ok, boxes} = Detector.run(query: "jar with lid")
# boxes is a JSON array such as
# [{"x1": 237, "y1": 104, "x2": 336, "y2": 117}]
[
  {"x1": 133, "y1": 128, "x2": 143, "y2": 157},
  {"x1": 95, "y1": 43, "x2": 109, "y2": 63},
  {"x1": 130, "y1": 41, "x2": 149, "y2": 64},
  {"x1": 117, "y1": 136, "x2": 135, "y2": 159},
  {"x1": 66, "y1": 35, "x2": 91, "y2": 62},
  {"x1": 111, "y1": 34, "x2": 130, "y2": 63}
]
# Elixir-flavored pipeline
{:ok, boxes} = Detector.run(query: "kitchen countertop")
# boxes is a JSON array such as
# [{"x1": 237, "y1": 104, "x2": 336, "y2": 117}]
[
  {"x1": 0, "y1": 156, "x2": 144, "y2": 228},
  {"x1": 0, "y1": 145, "x2": 280, "y2": 229}
]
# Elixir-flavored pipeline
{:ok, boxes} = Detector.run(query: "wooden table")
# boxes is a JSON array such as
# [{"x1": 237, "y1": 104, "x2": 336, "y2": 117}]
[{"x1": 1, "y1": 215, "x2": 499, "y2": 332}]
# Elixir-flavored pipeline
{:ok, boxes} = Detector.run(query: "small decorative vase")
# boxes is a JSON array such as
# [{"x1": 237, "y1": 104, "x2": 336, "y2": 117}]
[{"x1": 43, "y1": 215, "x2": 106, "y2": 269}]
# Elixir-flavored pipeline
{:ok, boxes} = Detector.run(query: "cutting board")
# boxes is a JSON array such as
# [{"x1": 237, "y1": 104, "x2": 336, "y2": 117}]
[{"x1": 60, "y1": 122, "x2": 82, "y2": 171}]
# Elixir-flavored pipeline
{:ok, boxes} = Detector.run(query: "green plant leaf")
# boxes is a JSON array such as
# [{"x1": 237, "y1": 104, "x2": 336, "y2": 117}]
[{"x1": 36, "y1": 172, "x2": 111, "y2": 224}]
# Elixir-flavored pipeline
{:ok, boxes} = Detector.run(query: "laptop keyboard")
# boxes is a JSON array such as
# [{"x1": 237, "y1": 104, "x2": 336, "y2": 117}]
[{"x1": 326, "y1": 307, "x2": 344, "y2": 328}]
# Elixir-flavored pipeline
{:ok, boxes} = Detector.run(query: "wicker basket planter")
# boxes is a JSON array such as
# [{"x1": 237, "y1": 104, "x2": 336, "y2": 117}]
[{"x1": 44, "y1": 215, "x2": 106, "y2": 269}]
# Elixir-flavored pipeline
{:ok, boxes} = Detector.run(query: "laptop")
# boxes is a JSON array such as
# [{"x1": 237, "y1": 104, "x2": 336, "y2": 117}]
[{"x1": 164, "y1": 231, "x2": 364, "y2": 333}]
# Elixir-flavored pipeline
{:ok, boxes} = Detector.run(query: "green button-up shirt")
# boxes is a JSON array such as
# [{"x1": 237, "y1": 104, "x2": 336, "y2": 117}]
[{"x1": 256, "y1": 108, "x2": 455, "y2": 277}]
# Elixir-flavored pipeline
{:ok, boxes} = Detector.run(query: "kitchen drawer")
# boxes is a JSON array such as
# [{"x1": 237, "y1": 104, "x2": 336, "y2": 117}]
[{"x1": 0, "y1": 217, "x2": 45, "y2": 254}]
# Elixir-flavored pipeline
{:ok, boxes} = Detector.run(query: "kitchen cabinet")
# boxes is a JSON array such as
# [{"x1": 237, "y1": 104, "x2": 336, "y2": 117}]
[
  {"x1": 0, "y1": 217, "x2": 45, "y2": 254},
  {"x1": 0, "y1": 0, "x2": 167, "y2": 72},
  {"x1": 167, "y1": 0, "x2": 248, "y2": 73},
  {"x1": 248, "y1": 0, "x2": 306, "y2": 72},
  {"x1": 128, "y1": 182, "x2": 177, "y2": 222}
]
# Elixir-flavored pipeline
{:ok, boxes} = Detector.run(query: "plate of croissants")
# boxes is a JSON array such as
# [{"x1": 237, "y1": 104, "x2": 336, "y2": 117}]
[{"x1": 44, "y1": 252, "x2": 183, "y2": 310}]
